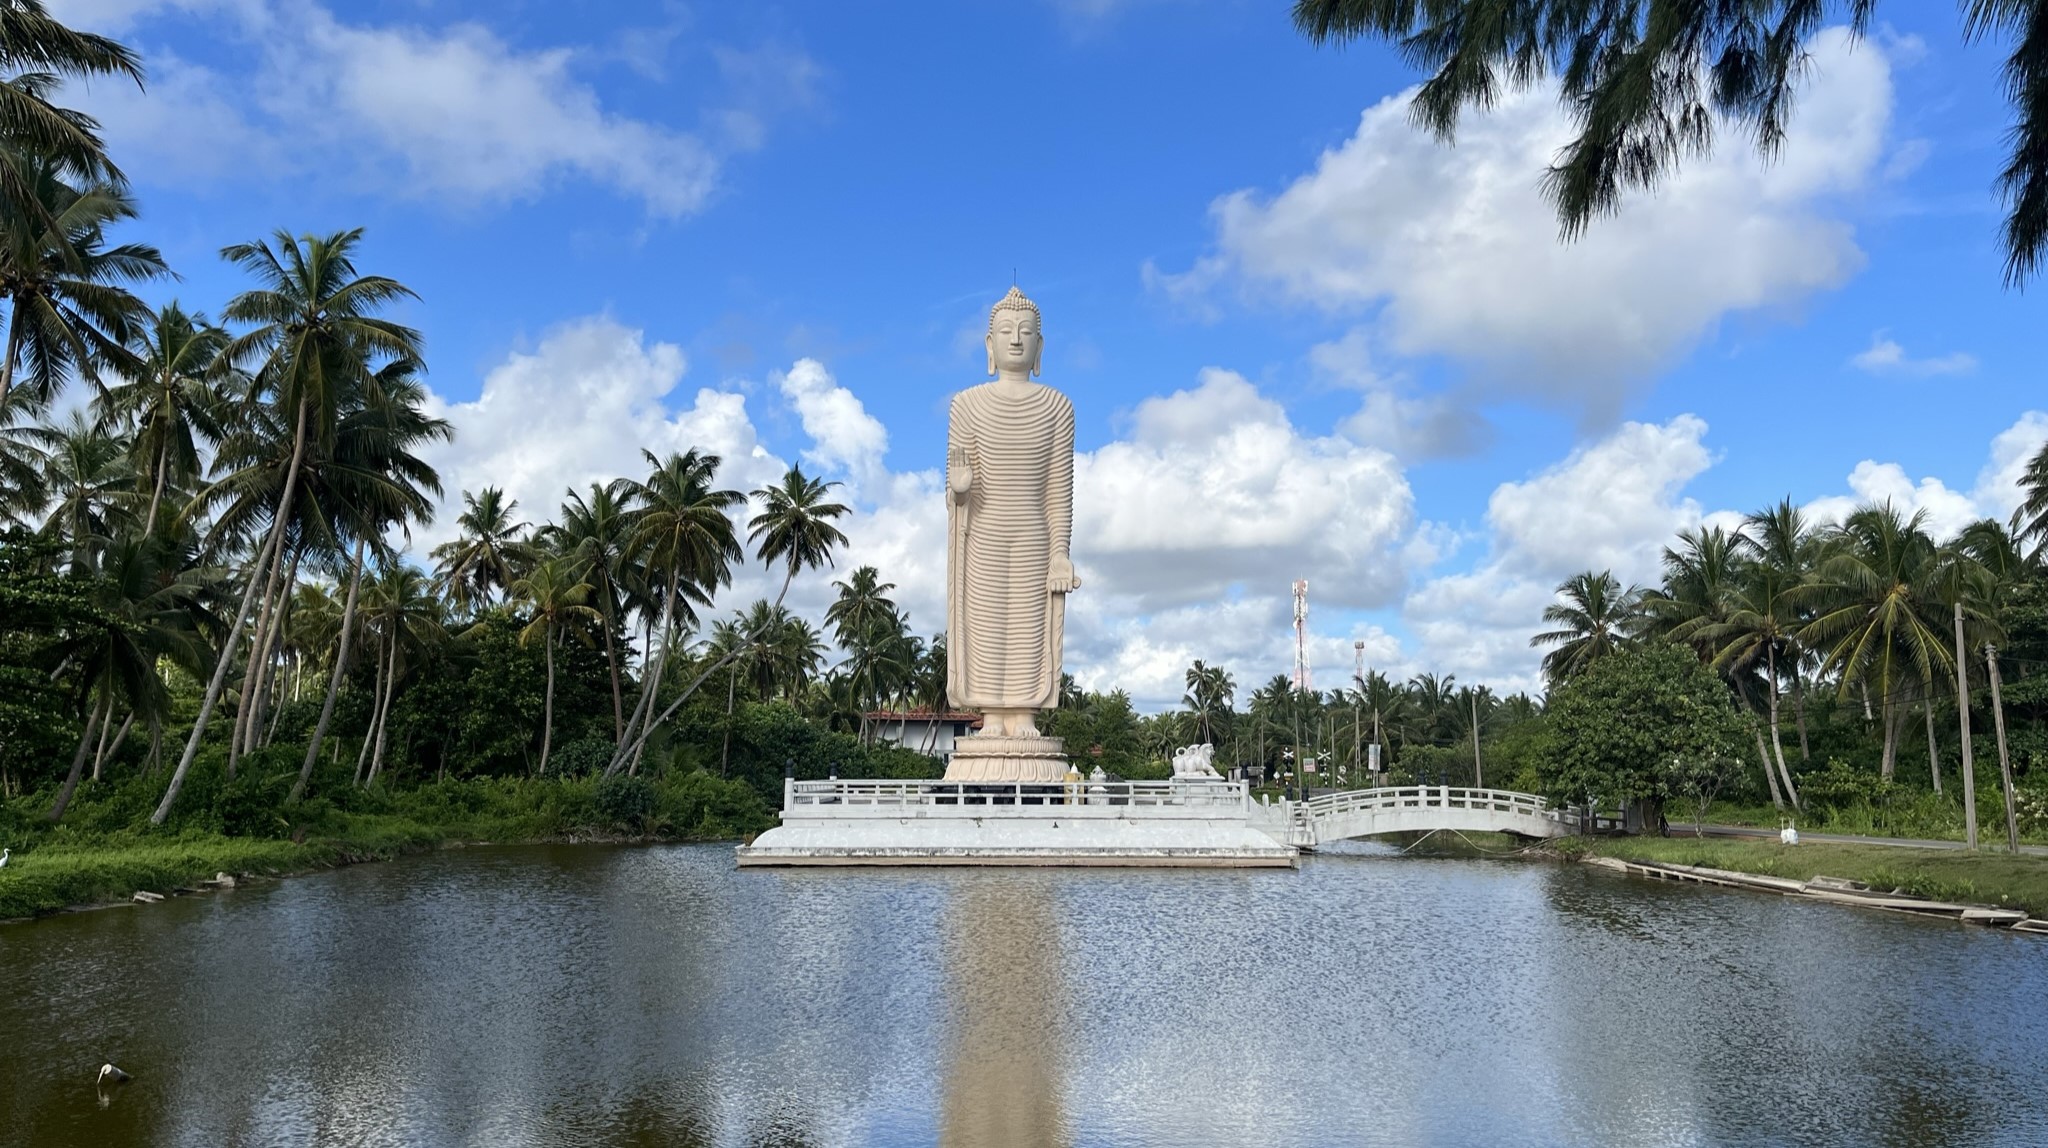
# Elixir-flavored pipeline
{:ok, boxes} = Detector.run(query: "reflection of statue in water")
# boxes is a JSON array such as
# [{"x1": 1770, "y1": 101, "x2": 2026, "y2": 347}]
[
  {"x1": 944, "y1": 286, "x2": 1080, "y2": 782},
  {"x1": 939, "y1": 885, "x2": 1067, "y2": 1148}
]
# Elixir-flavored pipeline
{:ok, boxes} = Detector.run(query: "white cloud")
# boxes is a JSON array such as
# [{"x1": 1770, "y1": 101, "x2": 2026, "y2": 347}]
[
  {"x1": 776, "y1": 358, "x2": 889, "y2": 486},
  {"x1": 1313, "y1": 327, "x2": 1491, "y2": 459},
  {"x1": 59, "y1": 0, "x2": 812, "y2": 215},
  {"x1": 1400, "y1": 415, "x2": 1720, "y2": 692},
  {"x1": 1159, "y1": 27, "x2": 1892, "y2": 421},
  {"x1": 1975, "y1": 412, "x2": 2048, "y2": 519},
  {"x1": 1849, "y1": 331, "x2": 1977, "y2": 376},
  {"x1": 415, "y1": 316, "x2": 783, "y2": 552}
]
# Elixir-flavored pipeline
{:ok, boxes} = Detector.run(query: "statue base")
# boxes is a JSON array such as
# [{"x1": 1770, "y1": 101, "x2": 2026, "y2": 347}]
[{"x1": 943, "y1": 734, "x2": 1068, "y2": 783}]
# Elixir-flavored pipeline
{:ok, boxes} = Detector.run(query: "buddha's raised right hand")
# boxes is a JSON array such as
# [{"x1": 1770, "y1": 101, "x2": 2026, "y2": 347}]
[{"x1": 948, "y1": 444, "x2": 972, "y2": 499}]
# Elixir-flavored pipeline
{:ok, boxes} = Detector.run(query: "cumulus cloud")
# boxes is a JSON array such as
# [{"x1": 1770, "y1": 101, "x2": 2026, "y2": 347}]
[
  {"x1": 1157, "y1": 27, "x2": 1892, "y2": 421},
  {"x1": 415, "y1": 316, "x2": 783, "y2": 553},
  {"x1": 56, "y1": 0, "x2": 813, "y2": 214},
  {"x1": 776, "y1": 358, "x2": 889, "y2": 486},
  {"x1": 1849, "y1": 331, "x2": 1977, "y2": 377}
]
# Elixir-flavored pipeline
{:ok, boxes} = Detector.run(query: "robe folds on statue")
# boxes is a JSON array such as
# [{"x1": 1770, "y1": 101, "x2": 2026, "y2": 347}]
[{"x1": 946, "y1": 381, "x2": 1075, "y2": 712}]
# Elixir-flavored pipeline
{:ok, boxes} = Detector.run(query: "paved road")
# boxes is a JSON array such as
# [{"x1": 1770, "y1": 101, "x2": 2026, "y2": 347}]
[{"x1": 1668, "y1": 822, "x2": 2048, "y2": 857}]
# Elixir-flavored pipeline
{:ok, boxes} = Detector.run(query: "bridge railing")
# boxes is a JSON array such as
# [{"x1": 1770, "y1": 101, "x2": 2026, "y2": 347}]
[
  {"x1": 783, "y1": 777, "x2": 1248, "y2": 811},
  {"x1": 1303, "y1": 785, "x2": 1554, "y2": 821}
]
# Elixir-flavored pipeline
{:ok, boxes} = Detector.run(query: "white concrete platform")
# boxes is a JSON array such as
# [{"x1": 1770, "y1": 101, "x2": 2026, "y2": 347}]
[{"x1": 735, "y1": 778, "x2": 1299, "y2": 868}]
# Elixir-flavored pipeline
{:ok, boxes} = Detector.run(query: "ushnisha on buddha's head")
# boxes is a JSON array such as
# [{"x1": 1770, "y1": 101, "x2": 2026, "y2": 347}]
[{"x1": 985, "y1": 286, "x2": 1043, "y2": 379}]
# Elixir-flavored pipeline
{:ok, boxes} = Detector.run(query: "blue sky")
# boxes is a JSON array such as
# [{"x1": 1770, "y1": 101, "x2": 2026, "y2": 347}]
[{"x1": 54, "y1": 0, "x2": 2048, "y2": 706}]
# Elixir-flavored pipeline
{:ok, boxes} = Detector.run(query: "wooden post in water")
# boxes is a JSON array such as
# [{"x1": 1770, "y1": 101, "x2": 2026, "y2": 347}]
[
  {"x1": 1985, "y1": 644, "x2": 2020, "y2": 853},
  {"x1": 1953, "y1": 602, "x2": 1979, "y2": 850}
]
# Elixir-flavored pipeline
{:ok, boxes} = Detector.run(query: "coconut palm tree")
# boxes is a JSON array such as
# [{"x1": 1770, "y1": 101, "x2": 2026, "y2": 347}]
[
  {"x1": 611, "y1": 448, "x2": 742, "y2": 771},
  {"x1": 551, "y1": 481, "x2": 636, "y2": 740},
  {"x1": 2016, "y1": 439, "x2": 2048, "y2": 562},
  {"x1": 34, "y1": 410, "x2": 135, "y2": 569},
  {"x1": 0, "y1": 3, "x2": 143, "y2": 190},
  {"x1": 95, "y1": 302, "x2": 229, "y2": 535},
  {"x1": 155, "y1": 228, "x2": 421, "y2": 824},
  {"x1": 0, "y1": 390, "x2": 47, "y2": 523},
  {"x1": 356, "y1": 562, "x2": 443, "y2": 787},
  {"x1": 1182, "y1": 658, "x2": 1234, "y2": 744},
  {"x1": 1799, "y1": 504, "x2": 1956, "y2": 780},
  {"x1": 431, "y1": 486, "x2": 532, "y2": 615},
  {"x1": 1531, "y1": 570, "x2": 1644, "y2": 684},
  {"x1": 511, "y1": 557, "x2": 600, "y2": 776},
  {"x1": 0, "y1": 156, "x2": 167, "y2": 404},
  {"x1": 606, "y1": 465, "x2": 847, "y2": 774},
  {"x1": 827, "y1": 565, "x2": 898, "y2": 738}
]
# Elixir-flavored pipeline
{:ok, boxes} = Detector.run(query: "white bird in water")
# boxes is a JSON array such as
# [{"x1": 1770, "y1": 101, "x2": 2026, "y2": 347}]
[
  {"x1": 0, "y1": 848, "x2": 10, "y2": 868},
  {"x1": 98, "y1": 1064, "x2": 131, "y2": 1085}
]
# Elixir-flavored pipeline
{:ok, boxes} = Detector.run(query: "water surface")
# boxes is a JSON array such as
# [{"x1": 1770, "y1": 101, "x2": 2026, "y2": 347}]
[{"x1": 2, "y1": 842, "x2": 2043, "y2": 1147}]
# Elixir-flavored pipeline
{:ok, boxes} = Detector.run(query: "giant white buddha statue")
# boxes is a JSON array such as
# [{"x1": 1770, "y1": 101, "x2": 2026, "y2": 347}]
[{"x1": 943, "y1": 286, "x2": 1080, "y2": 783}]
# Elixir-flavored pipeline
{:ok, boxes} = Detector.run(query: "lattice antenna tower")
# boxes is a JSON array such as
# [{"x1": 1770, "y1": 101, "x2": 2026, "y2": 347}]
[
  {"x1": 1292, "y1": 579, "x2": 1311, "y2": 693},
  {"x1": 1353, "y1": 640, "x2": 1365, "y2": 690}
]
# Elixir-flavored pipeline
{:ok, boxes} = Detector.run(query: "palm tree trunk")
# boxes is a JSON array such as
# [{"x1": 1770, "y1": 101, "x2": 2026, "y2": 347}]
[
  {"x1": 144, "y1": 448, "x2": 169, "y2": 539},
  {"x1": 92, "y1": 711, "x2": 134, "y2": 782},
  {"x1": 1878, "y1": 689, "x2": 1898, "y2": 781},
  {"x1": 1924, "y1": 694, "x2": 1943, "y2": 795},
  {"x1": 1765, "y1": 647, "x2": 1799, "y2": 808},
  {"x1": 355, "y1": 633, "x2": 385, "y2": 786},
  {"x1": 1752, "y1": 721, "x2": 1783, "y2": 810},
  {"x1": 599, "y1": 591, "x2": 624, "y2": 742},
  {"x1": 293, "y1": 538, "x2": 366, "y2": 802},
  {"x1": 608, "y1": 581, "x2": 678, "y2": 776},
  {"x1": 367, "y1": 633, "x2": 398, "y2": 787},
  {"x1": 1, "y1": 313, "x2": 21, "y2": 405},
  {"x1": 234, "y1": 543, "x2": 298, "y2": 767},
  {"x1": 721, "y1": 666, "x2": 737, "y2": 777},
  {"x1": 1791, "y1": 673, "x2": 1811, "y2": 762},
  {"x1": 153, "y1": 401, "x2": 309, "y2": 825},
  {"x1": 538, "y1": 623, "x2": 557, "y2": 775},
  {"x1": 49, "y1": 689, "x2": 110, "y2": 822}
]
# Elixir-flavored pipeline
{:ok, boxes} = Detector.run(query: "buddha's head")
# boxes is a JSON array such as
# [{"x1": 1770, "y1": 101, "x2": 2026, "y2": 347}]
[{"x1": 985, "y1": 286, "x2": 1042, "y2": 379}]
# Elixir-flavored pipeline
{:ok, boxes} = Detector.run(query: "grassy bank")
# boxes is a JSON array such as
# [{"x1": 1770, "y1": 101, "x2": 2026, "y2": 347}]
[
  {"x1": 0, "y1": 764, "x2": 779, "y2": 922},
  {"x1": 1554, "y1": 835, "x2": 2048, "y2": 918}
]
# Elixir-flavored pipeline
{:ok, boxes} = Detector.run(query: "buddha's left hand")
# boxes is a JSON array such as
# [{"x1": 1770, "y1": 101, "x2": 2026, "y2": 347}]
[{"x1": 1049, "y1": 554, "x2": 1080, "y2": 594}]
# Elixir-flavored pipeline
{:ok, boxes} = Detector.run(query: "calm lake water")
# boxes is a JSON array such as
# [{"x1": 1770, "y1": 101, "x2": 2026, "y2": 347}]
[{"x1": 2, "y1": 842, "x2": 2045, "y2": 1148}]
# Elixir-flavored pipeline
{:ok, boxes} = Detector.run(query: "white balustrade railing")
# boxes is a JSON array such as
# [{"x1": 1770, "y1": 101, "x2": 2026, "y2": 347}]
[
  {"x1": 782, "y1": 777, "x2": 1248, "y2": 812},
  {"x1": 1303, "y1": 785, "x2": 1554, "y2": 821}
]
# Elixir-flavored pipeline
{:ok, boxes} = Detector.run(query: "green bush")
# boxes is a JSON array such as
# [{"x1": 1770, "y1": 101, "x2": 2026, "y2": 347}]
[
  {"x1": 549, "y1": 738, "x2": 613, "y2": 778},
  {"x1": 593, "y1": 775, "x2": 657, "y2": 832}
]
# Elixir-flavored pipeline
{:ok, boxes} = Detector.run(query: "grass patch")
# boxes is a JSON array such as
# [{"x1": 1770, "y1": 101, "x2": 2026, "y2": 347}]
[{"x1": 1555, "y1": 835, "x2": 2048, "y2": 918}]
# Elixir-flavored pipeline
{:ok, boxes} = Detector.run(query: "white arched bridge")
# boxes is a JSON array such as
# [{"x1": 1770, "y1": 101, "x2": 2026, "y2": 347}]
[{"x1": 1251, "y1": 786, "x2": 1580, "y2": 848}]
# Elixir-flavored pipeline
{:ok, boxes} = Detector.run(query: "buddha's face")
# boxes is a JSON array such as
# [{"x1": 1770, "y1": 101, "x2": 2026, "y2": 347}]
[{"x1": 986, "y1": 309, "x2": 1041, "y2": 376}]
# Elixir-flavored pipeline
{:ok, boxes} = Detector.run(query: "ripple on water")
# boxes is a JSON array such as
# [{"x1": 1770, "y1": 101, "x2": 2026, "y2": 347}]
[{"x1": 1, "y1": 843, "x2": 2043, "y2": 1148}]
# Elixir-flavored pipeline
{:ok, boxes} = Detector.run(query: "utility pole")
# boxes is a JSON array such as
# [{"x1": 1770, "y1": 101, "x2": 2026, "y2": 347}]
[
  {"x1": 1953, "y1": 601, "x2": 1979, "y2": 850},
  {"x1": 1293, "y1": 579, "x2": 1310, "y2": 801},
  {"x1": 1985, "y1": 644, "x2": 2020, "y2": 853},
  {"x1": 1353, "y1": 641, "x2": 1364, "y2": 790}
]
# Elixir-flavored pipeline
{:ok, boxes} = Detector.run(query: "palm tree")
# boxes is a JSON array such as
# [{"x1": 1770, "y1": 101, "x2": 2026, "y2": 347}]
[
  {"x1": 35, "y1": 411, "x2": 135, "y2": 569},
  {"x1": 155, "y1": 228, "x2": 421, "y2": 824},
  {"x1": 2015, "y1": 439, "x2": 2048, "y2": 562},
  {"x1": 0, "y1": 390, "x2": 48, "y2": 523},
  {"x1": 613, "y1": 449, "x2": 741, "y2": 766},
  {"x1": 0, "y1": 155, "x2": 167, "y2": 404},
  {"x1": 431, "y1": 487, "x2": 532, "y2": 614},
  {"x1": 1700, "y1": 520, "x2": 1811, "y2": 808},
  {"x1": 511, "y1": 557, "x2": 600, "y2": 775},
  {"x1": 95, "y1": 302, "x2": 229, "y2": 534},
  {"x1": 1182, "y1": 659, "x2": 1234, "y2": 744},
  {"x1": 356, "y1": 562, "x2": 443, "y2": 787},
  {"x1": 552, "y1": 481, "x2": 636, "y2": 740},
  {"x1": 1531, "y1": 570, "x2": 1643, "y2": 684},
  {"x1": 0, "y1": 3, "x2": 143, "y2": 191},
  {"x1": 606, "y1": 465, "x2": 847, "y2": 775},
  {"x1": 290, "y1": 361, "x2": 448, "y2": 801},
  {"x1": 1745, "y1": 498, "x2": 1822, "y2": 762},
  {"x1": 1799, "y1": 504, "x2": 1956, "y2": 780},
  {"x1": 827, "y1": 565, "x2": 898, "y2": 739},
  {"x1": 1644, "y1": 525, "x2": 1746, "y2": 654}
]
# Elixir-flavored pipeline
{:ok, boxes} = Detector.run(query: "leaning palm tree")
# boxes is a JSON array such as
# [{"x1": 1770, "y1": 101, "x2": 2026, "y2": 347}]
[
  {"x1": 511, "y1": 557, "x2": 600, "y2": 775},
  {"x1": 95, "y1": 302, "x2": 230, "y2": 535},
  {"x1": 154, "y1": 228, "x2": 422, "y2": 824},
  {"x1": 605, "y1": 465, "x2": 848, "y2": 775},
  {"x1": 1531, "y1": 570, "x2": 1643, "y2": 685},
  {"x1": 2014, "y1": 438, "x2": 2048, "y2": 562},
  {"x1": 0, "y1": 155, "x2": 167, "y2": 404}
]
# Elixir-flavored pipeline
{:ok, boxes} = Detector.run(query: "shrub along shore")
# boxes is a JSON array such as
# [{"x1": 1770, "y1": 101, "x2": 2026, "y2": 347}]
[{"x1": 0, "y1": 766, "x2": 777, "y2": 922}]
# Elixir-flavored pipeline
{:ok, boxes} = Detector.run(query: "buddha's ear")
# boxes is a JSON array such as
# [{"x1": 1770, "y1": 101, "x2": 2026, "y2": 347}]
[
  {"x1": 1031, "y1": 336, "x2": 1043, "y2": 378},
  {"x1": 984, "y1": 334, "x2": 996, "y2": 377}
]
